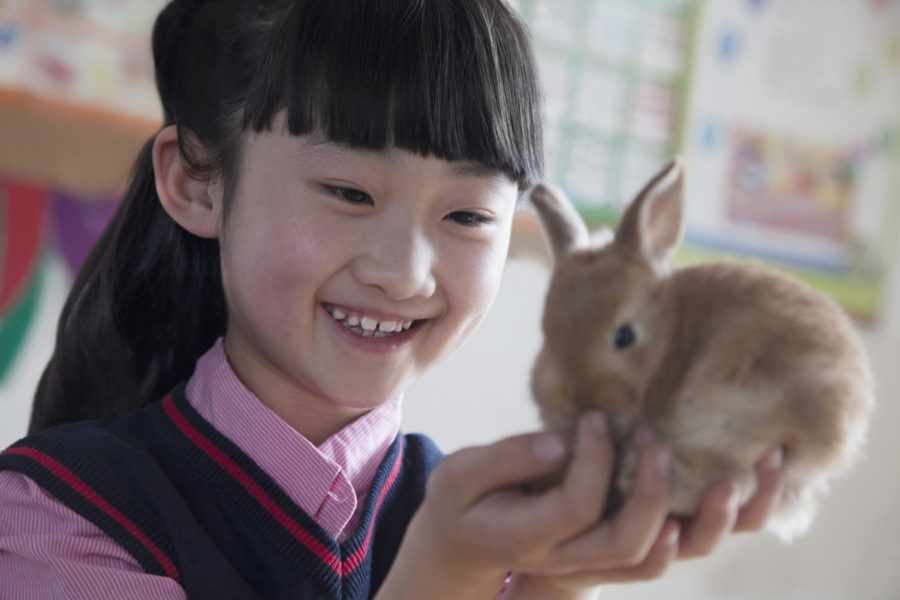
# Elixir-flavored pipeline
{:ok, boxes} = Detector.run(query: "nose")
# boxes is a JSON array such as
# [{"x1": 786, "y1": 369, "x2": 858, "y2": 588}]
[{"x1": 351, "y1": 224, "x2": 437, "y2": 300}]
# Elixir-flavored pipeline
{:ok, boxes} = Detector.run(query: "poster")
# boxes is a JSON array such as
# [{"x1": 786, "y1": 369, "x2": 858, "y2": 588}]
[{"x1": 674, "y1": 0, "x2": 900, "y2": 321}]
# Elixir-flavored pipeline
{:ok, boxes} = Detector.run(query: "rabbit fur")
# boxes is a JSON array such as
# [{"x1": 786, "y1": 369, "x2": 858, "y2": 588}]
[{"x1": 528, "y1": 158, "x2": 873, "y2": 542}]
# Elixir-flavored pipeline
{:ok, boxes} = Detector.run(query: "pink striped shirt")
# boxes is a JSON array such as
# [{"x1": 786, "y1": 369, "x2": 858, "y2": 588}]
[{"x1": 0, "y1": 338, "x2": 402, "y2": 599}]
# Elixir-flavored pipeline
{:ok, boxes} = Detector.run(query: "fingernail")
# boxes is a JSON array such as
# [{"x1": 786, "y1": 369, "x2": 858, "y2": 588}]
[
  {"x1": 654, "y1": 447, "x2": 671, "y2": 477},
  {"x1": 534, "y1": 433, "x2": 566, "y2": 463},
  {"x1": 666, "y1": 524, "x2": 681, "y2": 547},
  {"x1": 725, "y1": 484, "x2": 741, "y2": 512},
  {"x1": 764, "y1": 447, "x2": 784, "y2": 472},
  {"x1": 586, "y1": 411, "x2": 607, "y2": 436}
]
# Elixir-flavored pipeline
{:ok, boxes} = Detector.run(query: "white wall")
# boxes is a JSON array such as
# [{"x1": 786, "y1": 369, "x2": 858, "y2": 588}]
[{"x1": 403, "y1": 243, "x2": 900, "y2": 600}]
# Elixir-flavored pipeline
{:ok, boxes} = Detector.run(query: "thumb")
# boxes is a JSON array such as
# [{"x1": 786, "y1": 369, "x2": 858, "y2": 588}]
[{"x1": 429, "y1": 431, "x2": 568, "y2": 507}]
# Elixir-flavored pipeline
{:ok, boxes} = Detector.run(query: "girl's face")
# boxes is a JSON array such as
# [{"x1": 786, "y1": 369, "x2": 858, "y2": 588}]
[{"x1": 217, "y1": 119, "x2": 519, "y2": 419}]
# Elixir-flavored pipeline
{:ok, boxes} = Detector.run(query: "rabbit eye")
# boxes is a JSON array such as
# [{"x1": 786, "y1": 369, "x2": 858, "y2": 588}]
[{"x1": 613, "y1": 324, "x2": 636, "y2": 350}]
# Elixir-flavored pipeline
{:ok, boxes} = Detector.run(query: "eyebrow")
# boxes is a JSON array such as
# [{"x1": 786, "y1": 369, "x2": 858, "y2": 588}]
[{"x1": 307, "y1": 138, "x2": 509, "y2": 182}]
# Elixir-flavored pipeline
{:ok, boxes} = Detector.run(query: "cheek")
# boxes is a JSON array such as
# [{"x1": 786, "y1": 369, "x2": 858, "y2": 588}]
[
  {"x1": 428, "y1": 240, "x2": 509, "y2": 365},
  {"x1": 224, "y1": 200, "x2": 347, "y2": 279},
  {"x1": 446, "y1": 243, "x2": 507, "y2": 318},
  {"x1": 219, "y1": 221, "x2": 321, "y2": 328},
  {"x1": 221, "y1": 224, "x2": 289, "y2": 293}
]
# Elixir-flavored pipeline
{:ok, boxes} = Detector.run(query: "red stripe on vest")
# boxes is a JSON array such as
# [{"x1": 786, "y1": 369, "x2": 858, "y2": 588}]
[
  {"x1": 162, "y1": 394, "x2": 404, "y2": 579},
  {"x1": 162, "y1": 395, "x2": 343, "y2": 574},
  {"x1": 341, "y1": 440, "x2": 404, "y2": 576},
  {"x1": 2, "y1": 446, "x2": 182, "y2": 584}
]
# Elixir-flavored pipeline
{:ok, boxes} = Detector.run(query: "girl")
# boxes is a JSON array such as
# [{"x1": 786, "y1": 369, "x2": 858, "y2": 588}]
[{"x1": 0, "y1": 0, "x2": 785, "y2": 598}]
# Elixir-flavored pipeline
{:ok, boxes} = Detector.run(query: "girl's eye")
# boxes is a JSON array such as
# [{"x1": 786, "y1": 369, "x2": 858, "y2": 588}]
[
  {"x1": 447, "y1": 211, "x2": 492, "y2": 226},
  {"x1": 328, "y1": 186, "x2": 373, "y2": 205},
  {"x1": 613, "y1": 323, "x2": 636, "y2": 350}
]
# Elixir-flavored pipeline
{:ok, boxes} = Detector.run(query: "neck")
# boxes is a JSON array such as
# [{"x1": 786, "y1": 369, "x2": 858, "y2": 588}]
[
  {"x1": 222, "y1": 339, "x2": 374, "y2": 446},
  {"x1": 263, "y1": 394, "x2": 371, "y2": 447}
]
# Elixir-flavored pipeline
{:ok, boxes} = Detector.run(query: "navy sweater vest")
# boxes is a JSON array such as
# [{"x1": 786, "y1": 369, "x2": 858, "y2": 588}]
[{"x1": 0, "y1": 385, "x2": 444, "y2": 600}]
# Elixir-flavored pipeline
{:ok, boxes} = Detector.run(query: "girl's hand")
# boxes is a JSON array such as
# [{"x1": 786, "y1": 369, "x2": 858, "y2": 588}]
[
  {"x1": 506, "y1": 445, "x2": 787, "y2": 599},
  {"x1": 376, "y1": 412, "x2": 674, "y2": 599},
  {"x1": 375, "y1": 413, "x2": 786, "y2": 600}
]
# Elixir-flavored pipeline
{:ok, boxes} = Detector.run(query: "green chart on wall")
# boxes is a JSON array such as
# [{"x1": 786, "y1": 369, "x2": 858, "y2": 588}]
[{"x1": 512, "y1": 0, "x2": 698, "y2": 224}]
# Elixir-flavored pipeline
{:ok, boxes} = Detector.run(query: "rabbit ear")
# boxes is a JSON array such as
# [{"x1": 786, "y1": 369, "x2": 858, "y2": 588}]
[
  {"x1": 528, "y1": 183, "x2": 590, "y2": 263},
  {"x1": 615, "y1": 158, "x2": 686, "y2": 273}
]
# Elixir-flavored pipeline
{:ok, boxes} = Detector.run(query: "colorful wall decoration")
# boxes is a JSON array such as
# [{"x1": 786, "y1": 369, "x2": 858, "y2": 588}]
[
  {"x1": 1, "y1": 0, "x2": 165, "y2": 121},
  {"x1": 515, "y1": 0, "x2": 900, "y2": 323},
  {"x1": 1, "y1": 0, "x2": 158, "y2": 397},
  {"x1": 0, "y1": 178, "x2": 116, "y2": 381},
  {"x1": 0, "y1": 181, "x2": 47, "y2": 381},
  {"x1": 679, "y1": 0, "x2": 900, "y2": 321}
]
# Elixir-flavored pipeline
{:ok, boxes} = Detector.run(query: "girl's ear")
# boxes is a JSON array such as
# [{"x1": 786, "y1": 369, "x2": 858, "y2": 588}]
[
  {"x1": 614, "y1": 158, "x2": 685, "y2": 274},
  {"x1": 152, "y1": 125, "x2": 220, "y2": 239}
]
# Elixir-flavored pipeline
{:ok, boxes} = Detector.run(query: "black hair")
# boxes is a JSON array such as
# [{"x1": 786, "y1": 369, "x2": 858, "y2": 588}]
[{"x1": 29, "y1": 0, "x2": 543, "y2": 433}]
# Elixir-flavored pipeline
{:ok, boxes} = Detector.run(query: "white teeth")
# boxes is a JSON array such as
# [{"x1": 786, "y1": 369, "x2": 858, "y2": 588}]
[{"x1": 328, "y1": 305, "x2": 416, "y2": 336}]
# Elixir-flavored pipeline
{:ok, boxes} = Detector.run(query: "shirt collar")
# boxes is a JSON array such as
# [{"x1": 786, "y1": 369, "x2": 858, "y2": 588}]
[{"x1": 185, "y1": 338, "x2": 402, "y2": 529}]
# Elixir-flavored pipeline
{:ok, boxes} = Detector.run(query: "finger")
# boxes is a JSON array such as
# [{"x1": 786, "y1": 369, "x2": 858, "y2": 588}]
[
  {"x1": 734, "y1": 446, "x2": 786, "y2": 533},
  {"x1": 520, "y1": 521, "x2": 680, "y2": 582},
  {"x1": 629, "y1": 519, "x2": 681, "y2": 580},
  {"x1": 601, "y1": 519, "x2": 681, "y2": 583},
  {"x1": 429, "y1": 431, "x2": 568, "y2": 507},
  {"x1": 677, "y1": 479, "x2": 740, "y2": 559},
  {"x1": 552, "y1": 443, "x2": 671, "y2": 570},
  {"x1": 540, "y1": 411, "x2": 615, "y2": 538}
]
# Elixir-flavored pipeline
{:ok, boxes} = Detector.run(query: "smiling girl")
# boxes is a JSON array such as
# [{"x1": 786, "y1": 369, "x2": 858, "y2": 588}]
[{"x1": 0, "y1": 1, "x2": 784, "y2": 598}]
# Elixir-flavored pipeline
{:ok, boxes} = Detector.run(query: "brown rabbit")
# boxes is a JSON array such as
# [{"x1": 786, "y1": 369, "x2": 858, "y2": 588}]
[{"x1": 529, "y1": 158, "x2": 873, "y2": 541}]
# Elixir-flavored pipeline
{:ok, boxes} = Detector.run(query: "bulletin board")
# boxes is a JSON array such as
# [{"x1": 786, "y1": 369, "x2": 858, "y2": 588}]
[
  {"x1": 678, "y1": 0, "x2": 900, "y2": 321},
  {"x1": 514, "y1": 0, "x2": 900, "y2": 323}
]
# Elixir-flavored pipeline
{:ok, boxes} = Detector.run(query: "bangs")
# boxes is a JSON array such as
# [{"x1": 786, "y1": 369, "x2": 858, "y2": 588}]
[{"x1": 244, "y1": 0, "x2": 543, "y2": 189}]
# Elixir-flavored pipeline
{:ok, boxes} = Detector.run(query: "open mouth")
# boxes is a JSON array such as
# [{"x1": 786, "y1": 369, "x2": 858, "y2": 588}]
[{"x1": 323, "y1": 303, "x2": 421, "y2": 338}]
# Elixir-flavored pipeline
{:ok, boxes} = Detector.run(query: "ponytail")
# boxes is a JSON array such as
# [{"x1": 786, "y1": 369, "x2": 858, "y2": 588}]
[
  {"x1": 29, "y1": 0, "x2": 242, "y2": 432},
  {"x1": 29, "y1": 140, "x2": 227, "y2": 433}
]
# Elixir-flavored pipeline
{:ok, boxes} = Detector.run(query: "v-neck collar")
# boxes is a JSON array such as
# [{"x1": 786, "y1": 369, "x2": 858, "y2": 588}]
[{"x1": 160, "y1": 387, "x2": 406, "y2": 598}]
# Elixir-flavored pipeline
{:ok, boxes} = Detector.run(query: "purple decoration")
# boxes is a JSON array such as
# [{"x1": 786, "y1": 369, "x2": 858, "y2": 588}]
[{"x1": 50, "y1": 190, "x2": 118, "y2": 276}]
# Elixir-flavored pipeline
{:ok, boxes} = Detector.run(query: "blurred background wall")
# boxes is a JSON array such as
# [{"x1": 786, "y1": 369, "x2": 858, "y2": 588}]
[{"x1": 1, "y1": 0, "x2": 899, "y2": 598}]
